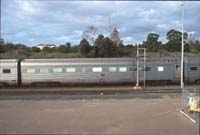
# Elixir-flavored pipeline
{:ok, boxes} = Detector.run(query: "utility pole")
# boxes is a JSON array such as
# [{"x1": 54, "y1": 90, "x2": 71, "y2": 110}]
[
  {"x1": 180, "y1": 3, "x2": 184, "y2": 89},
  {"x1": 136, "y1": 45, "x2": 139, "y2": 87}
]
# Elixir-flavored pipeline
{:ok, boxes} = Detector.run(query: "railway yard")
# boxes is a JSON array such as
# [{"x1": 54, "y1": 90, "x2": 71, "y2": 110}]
[
  {"x1": 1, "y1": 0, "x2": 200, "y2": 134},
  {"x1": 0, "y1": 85, "x2": 199, "y2": 95},
  {"x1": 0, "y1": 96, "x2": 199, "y2": 135},
  {"x1": 0, "y1": 85, "x2": 199, "y2": 134},
  {"x1": 0, "y1": 57, "x2": 199, "y2": 134}
]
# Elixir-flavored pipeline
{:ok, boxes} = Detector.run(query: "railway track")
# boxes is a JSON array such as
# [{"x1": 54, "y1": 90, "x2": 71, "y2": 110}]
[{"x1": 0, "y1": 85, "x2": 199, "y2": 95}]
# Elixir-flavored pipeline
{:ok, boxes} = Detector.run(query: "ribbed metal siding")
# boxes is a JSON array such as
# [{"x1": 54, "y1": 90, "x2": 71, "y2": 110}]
[{"x1": 0, "y1": 59, "x2": 18, "y2": 84}]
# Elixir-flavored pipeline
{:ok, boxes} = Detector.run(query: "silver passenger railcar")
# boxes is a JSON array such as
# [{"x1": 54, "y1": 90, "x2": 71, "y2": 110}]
[
  {"x1": 20, "y1": 57, "x2": 181, "y2": 85},
  {"x1": 185, "y1": 57, "x2": 200, "y2": 83},
  {"x1": 1, "y1": 57, "x2": 199, "y2": 86},
  {"x1": 145, "y1": 57, "x2": 180, "y2": 83},
  {"x1": 21, "y1": 58, "x2": 136, "y2": 85},
  {"x1": 0, "y1": 59, "x2": 18, "y2": 86}
]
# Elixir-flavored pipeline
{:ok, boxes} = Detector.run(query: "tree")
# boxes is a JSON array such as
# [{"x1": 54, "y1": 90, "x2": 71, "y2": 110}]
[
  {"x1": 43, "y1": 47, "x2": 53, "y2": 53},
  {"x1": 15, "y1": 44, "x2": 27, "y2": 50},
  {"x1": 0, "y1": 38, "x2": 4, "y2": 53},
  {"x1": 32, "y1": 47, "x2": 41, "y2": 52},
  {"x1": 57, "y1": 45, "x2": 67, "y2": 53},
  {"x1": 110, "y1": 28, "x2": 121, "y2": 46},
  {"x1": 95, "y1": 37, "x2": 117, "y2": 57},
  {"x1": 143, "y1": 33, "x2": 162, "y2": 52},
  {"x1": 65, "y1": 42, "x2": 71, "y2": 52},
  {"x1": 94, "y1": 34, "x2": 104, "y2": 46},
  {"x1": 189, "y1": 40, "x2": 200, "y2": 53},
  {"x1": 166, "y1": 29, "x2": 188, "y2": 52},
  {"x1": 71, "y1": 45, "x2": 78, "y2": 53},
  {"x1": 3, "y1": 42, "x2": 15, "y2": 52},
  {"x1": 78, "y1": 39, "x2": 92, "y2": 56}
]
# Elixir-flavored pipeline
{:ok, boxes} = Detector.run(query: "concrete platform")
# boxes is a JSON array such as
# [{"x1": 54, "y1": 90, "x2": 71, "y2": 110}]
[{"x1": 0, "y1": 98, "x2": 199, "y2": 134}]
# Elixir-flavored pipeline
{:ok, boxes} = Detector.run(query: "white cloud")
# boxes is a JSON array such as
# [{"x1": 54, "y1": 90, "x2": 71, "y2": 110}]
[{"x1": 1, "y1": 0, "x2": 200, "y2": 46}]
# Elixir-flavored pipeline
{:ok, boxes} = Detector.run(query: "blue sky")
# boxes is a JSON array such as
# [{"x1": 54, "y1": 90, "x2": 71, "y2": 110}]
[{"x1": 1, "y1": 0, "x2": 200, "y2": 47}]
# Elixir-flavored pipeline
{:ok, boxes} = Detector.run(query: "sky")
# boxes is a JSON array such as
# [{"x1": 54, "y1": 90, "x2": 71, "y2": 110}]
[{"x1": 1, "y1": 0, "x2": 200, "y2": 47}]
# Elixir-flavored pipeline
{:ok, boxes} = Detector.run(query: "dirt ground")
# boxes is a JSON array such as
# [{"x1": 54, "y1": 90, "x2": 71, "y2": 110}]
[{"x1": 0, "y1": 98, "x2": 199, "y2": 134}]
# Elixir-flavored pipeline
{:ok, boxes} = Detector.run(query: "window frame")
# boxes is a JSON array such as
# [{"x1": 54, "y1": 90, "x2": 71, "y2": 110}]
[
  {"x1": 26, "y1": 68, "x2": 36, "y2": 74},
  {"x1": 119, "y1": 67, "x2": 127, "y2": 72},
  {"x1": 158, "y1": 66, "x2": 164, "y2": 72},
  {"x1": 66, "y1": 67, "x2": 76, "y2": 73},
  {"x1": 2, "y1": 69, "x2": 11, "y2": 74},
  {"x1": 108, "y1": 67, "x2": 117, "y2": 72},
  {"x1": 145, "y1": 67, "x2": 151, "y2": 72},
  {"x1": 39, "y1": 67, "x2": 49, "y2": 73},
  {"x1": 52, "y1": 67, "x2": 63, "y2": 73},
  {"x1": 190, "y1": 66, "x2": 198, "y2": 71},
  {"x1": 92, "y1": 67, "x2": 102, "y2": 72}
]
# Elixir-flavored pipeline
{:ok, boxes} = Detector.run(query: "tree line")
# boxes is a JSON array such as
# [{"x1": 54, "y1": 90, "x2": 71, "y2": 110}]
[{"x1": 0, "y1": 29, "x2": 199, "y2": 59}]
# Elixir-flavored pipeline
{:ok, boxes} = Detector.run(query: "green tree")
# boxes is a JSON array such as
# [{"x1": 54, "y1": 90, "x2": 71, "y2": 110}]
[
  {"x1": 189, "y1": 40, "x2": 200, "y2": 53},
  {"x1": 57, "y1": 45, "x2": 67, "y2": 53},
  {"x1": 95, "y1": 37, "x2": 117, "y2": 57},
  {"x1": 94, "y1": 34, "x2": 104, "y2": 46},
  {"x1": 166, "y1": 29, "x2": 188, "y2": 52},
  {"x1": 32, "y1": 47, "x2": 41, "y2": 52},
  {"x1": 65, "y1": 42, "x2": 71, "y2": 52},
  {"x1": 79, "y1": 39, "x2": 92, "y2": 56},
  {"x1": 143, "y1": 33, "x2": 162, "y2": 52},
  {"x1": 0, "y1": 38, "x2": 4, "y2": 53},
  {"x1": 43, "y1": 47, "x2": 53, "y2": 53},
  {"x1": 3, "y1": 42, "x2": 15, "y2": 52}
]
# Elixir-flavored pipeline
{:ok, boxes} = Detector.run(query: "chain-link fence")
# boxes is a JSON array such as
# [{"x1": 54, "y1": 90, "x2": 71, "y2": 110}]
[{"x1": 181, "y1": 86, "x2": 200, "y2": 123}]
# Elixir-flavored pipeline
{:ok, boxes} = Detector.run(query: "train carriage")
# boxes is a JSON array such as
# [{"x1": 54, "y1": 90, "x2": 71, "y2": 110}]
[
  {"x1": 20, "y1": 57, "x2": 181, "y2": 86},
  {"x1": 0, "y1": 59, "x2": 18, "y2": 86},
  {"x1": 0, "y1": 57, "x2": 199, "y2": 86},
  {"x1": 185, "y1": 57, "x2": 200, "y2": 84},
  {"x1": 20, "y1": 58, "x2": 136, "y2": 85},
  {"x1": 145, "y1": 58, "x2": 180, "y2": 84}
]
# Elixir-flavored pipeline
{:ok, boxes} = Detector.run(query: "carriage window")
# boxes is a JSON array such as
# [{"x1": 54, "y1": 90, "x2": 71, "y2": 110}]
[
  {"x1": 3, "y1": 69, "x2": 11, "y2": 74},
  {"x1": 145, "y1": 67, "x2": 151, "y2": 71},
  {"x1": 140, "y1": 67, "x2": 145, "y2": 71},
  {"x1": 92, "y1": 67, "x2": 102, "y2": 72},
  {"x1": 190, "y1": 67, "x2": 197, "y2": 71},
  {"x1": 129, "y1": 66, "x2": 136, "y2": 71},
  {"x1": 26, "y1": 68, "x2": 36, "y2": 73},
  {"x1": 158, "y1": 66, "x2": 164, "y2": 72},
  {"x1": 40, "y1": 68, "x2": 49, "y2": 73},
  {"x1": 119, "y1": 67, "x2": 127, "y2": 72},
  {"x1": 109, "y1": 67, "x2": 117, "y2": 72},
  {"x1": 66, "y1": 67, "x2": 76, "y2": 72},
  {"x1": 53, "y1": 67, "x2": 63, "y2": 73}
]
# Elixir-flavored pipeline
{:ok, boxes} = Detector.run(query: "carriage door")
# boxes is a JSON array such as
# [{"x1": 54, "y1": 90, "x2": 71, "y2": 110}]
[{"x1": 175, "y1": 64, "x2": 180, "y2": 82}]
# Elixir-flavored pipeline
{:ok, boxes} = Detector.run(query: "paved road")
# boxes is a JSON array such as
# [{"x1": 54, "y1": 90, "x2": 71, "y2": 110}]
[{"x1": 0, "y1": 98, "x2": 199, "y2": 134}]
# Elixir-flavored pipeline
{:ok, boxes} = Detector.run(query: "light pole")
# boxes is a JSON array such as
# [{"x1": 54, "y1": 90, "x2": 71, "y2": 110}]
[{"x1": 180, "y1": 3, "x2": 184, "y2": 89}]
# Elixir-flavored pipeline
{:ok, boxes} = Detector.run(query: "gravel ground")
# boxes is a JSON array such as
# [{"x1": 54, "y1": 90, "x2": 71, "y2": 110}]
[{"x1": 0, "y1": 98, "x2": 199, "y2": 134}]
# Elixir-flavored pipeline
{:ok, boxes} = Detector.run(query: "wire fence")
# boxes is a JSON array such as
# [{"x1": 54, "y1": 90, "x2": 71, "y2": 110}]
[{"x1": 181, "y1": 86, "x2": 200, "y2": 123}]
